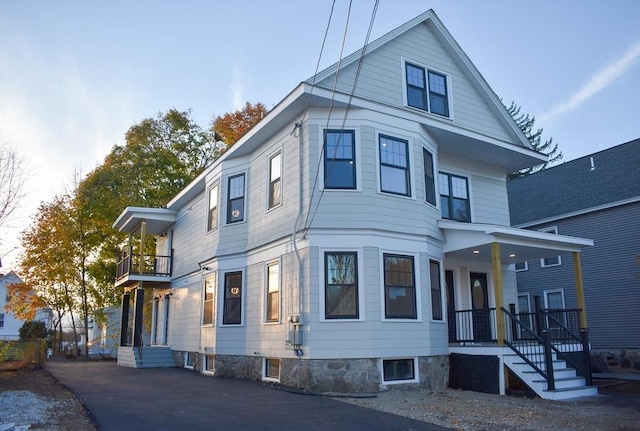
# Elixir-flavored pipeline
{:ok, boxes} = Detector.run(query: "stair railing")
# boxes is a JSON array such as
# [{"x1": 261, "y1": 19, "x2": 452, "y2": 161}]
[{"x1": 502, "y1": 307, "x2": 556, "y2": 390}]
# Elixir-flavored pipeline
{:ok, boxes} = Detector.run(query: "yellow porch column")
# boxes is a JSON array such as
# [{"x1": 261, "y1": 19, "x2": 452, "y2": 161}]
[
  {"x1": 573, "y1": 252, "x2": 588, "y2": 328},
  {"x1": 491, "y1": 242, "x2": 506, "y2": 346}
]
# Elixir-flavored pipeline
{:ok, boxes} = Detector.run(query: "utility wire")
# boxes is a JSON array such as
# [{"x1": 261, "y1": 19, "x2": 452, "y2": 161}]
[{"x1": 304, "y1": 0, "x2": 380, "y2": 233}]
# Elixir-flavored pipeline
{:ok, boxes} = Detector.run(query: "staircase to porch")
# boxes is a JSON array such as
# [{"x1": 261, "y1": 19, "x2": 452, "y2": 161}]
[
  {"x1": 117, "y1": 346, "x2": 176, "y2": 368},
  {"x1": 503, "y1": 346, "x2": 597, "y2": 400}
]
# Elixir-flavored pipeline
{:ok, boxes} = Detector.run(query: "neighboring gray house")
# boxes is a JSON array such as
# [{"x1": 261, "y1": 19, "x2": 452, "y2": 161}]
[
  {"x1": 86, "y1": 306, "x2": 122, "y2": 358},
  {"x1": 112, "y1": 10, "x2": 597, "y2": 399},
  {"x1": 508, "y1": 139, "x2": 640, "y2": 371}
]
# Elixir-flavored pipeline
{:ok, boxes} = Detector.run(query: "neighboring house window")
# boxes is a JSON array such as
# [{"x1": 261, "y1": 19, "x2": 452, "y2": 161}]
[
  {"x1": 269, "y1": 152, "x2": 282, "y2": 209},
  {"x1": 517, "y1": 293, "x2": 533, "y2": 337},
  {"x1": 383, "y1": 254, "x2": 416, "y2": 319},
  {"x1": 223, "y1": 271, "x2": 242, "y2": 325},
  {"x1": 208, "y1": 182, "x2": 219, "y2": 231},
  {"x1": 324, "y1": 130, "x2": 356, "y2": 189},
  {"x1": 264, "y1": 358, "x2": 280, "y2": 381},
  {"x1": 539, "y1": 227, "x2": 562, "y2": 267},
  {"x1": 0, "y1": 313, "x2": 4, "y2": 328},
  {"x1": 266, "y1": 262, "x2": 280, "y2": 323},
  {"x1": 324, "y1": 252, "x2": 359, "y2": 319},
  {"x1": 518, "y1": 294, "x2": 531, "y2": 315},
  {"x1": 227, "y1": 174, "x2": 245, "y2": 224},
  {"x1": 544, "y1": 289, "x2": 566, "y2": 327},
  {"x1": 203, "y1": 274, "x2": 216, "y2": 326},
  {"x1": 405, "y1": 63, "x2": 450, "y2": 117},
  {"x1": 515, "y1": 262, "x2": 528, "y2": 272},
  {"x1": 383, "y1": 358, "x2": 416, "y2": 382},
  {"x1": 439, "y1": 173, "x2": 470, "y2": 222},
  {"x1": 430, "y1": 260, "x2": 443, "y2": 320},
  {"x1": 423, "y1": 149, "x2": 436, "y2": 205},
  {"x1": 379, "y1": 135, "x2": 410, "y2": 196}
]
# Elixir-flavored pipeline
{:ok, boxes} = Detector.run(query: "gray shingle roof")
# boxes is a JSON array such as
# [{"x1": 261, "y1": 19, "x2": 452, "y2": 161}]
[{"x1": 507, "y1": 139, "x2": 640, "y2": 226}]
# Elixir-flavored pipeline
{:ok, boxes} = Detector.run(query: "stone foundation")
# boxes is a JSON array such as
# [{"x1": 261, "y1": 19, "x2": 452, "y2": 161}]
[
  {"x1": 176, "y1": 352, "x2": 450, "y2": 394},
  {"x1": 591, "y1": 348, "x2": 640, "y2": 372}
]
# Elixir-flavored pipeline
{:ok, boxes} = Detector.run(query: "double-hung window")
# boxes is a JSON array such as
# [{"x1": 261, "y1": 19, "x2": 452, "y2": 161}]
[
  {"x1": 203, "y1": 274, "x2": 216, "y2": 325},
  {"x1": 439, "y1": 173, "x2": 470, "y2": 222},
  {"x1": 406, "y1": 63, "x2": 449, "y2": 117},
  {"x1": 266, "y1": 262, "x2": 280, "y2": 323},
  {"x1": 208, "y1": 182, "x2": 218, "y2": 231},
  {"x1": 539, "y1": 227, "x2": 562, "y2": 267},
  {"x1": 423, "y1": 149, "x2": 436, "y2": 205},
  {"x1": 227, "y1": 174, "x2": 245, "y2": 223},
  {"x1": 379, "y1": 135, "x2": 410, "y2": 196},
  {"x1": 324, "y1": 252, "x2": 358, "y2": 319},
  {"x1": 429, "y1": 260, "x2": 443, "y2": 320},
  {"x1": 223, "y1": 271, "x2": 242, "y2": 325},
  {"x1": 269, "y1": 152, "x2": 281, "y2": 209},
  {"x1": 383, "y1": 254, "x2": 416, "y2": 319},
  {"x1": 324, "y1": 130, "x2": 356, "y2": 189}
]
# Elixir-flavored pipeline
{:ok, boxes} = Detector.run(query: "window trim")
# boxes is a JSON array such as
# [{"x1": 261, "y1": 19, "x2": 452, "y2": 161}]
[
  {"x1": 184, "y1": 352, "x2": 195, "y2": 369},
  {"x1": 379, "y1": 134, "x2": 411, "y2": 197},
  {"x1": 543, "y1": 288, "x2": 565, "y2": 310},
  {"x1": 263, "y1": 358, "x2": 281, "y2": 382},
  {"x1": 203, "y1": 354, "x2": 215, "y2": 375},
  {"x1": 268, "y1": 151, "x2": 282, "y2": 210},
  {"x1": 439, "y1": 172, "x2": 471, "y2": 222},
  {"x1": 381, "y1": 357, "x2": 419, "y2": 385},
  {"x1": 539, "y1": 227, "x2": 562, "y2": 267},
  {"x1": 226, "y1": 173, "x2": 246, "y2": 224},
  {"x1": 403, "y1": 59, "x2": 452, "y2": 119},
  {"x1": 207, "y1": 181, "x2": 219, "y2": 232},
  {"x1": 265, "y1": 261, "x2": 281, "y2": 324},
  {"x1": 323, "y1": 129, "x2": 357, "y2": 190},
  {"x1": 323, "y1": 251, "x2": 360, "y2": 320},
  {"x1": 202, "y1": 273, "x2": 216, "y2": 326},
  {"x1": 382, "y1": 252, "x2": 418, "y2": 320},
  {"x1": 222, "y1": 270, "x2": 243, "y2": 326},
  {"x1": 514, "y1": 262, "x2": 528, "y2": 272}
]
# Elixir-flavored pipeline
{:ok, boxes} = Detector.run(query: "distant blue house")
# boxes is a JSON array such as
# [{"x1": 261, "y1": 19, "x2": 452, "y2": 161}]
[{"x1": 508, "y1": 139, "x2": 640, "y2": 371}]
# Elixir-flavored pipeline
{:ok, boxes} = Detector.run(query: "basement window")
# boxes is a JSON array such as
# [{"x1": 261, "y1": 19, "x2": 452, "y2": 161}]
[
  {"x1": 184, "y1": 352, "x2": 195, "y2": 369},
  {"x1": 382, "y1": 358, "x2": 417, "y2": 383},
  {"x1": 264, "y1": 358, "x2": 280, "y2": 381}
]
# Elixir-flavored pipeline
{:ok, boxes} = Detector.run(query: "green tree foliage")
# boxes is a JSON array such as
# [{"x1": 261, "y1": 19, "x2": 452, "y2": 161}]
[
  {"x1": 506, "y1": 102, "x2": 563, "y2": 179},
  {"x1": 212, "y1": 101, "x2": 268, "y2": 149},
  {"x1": 19, "y1": 320, "x2": 48, "y2": 341}
]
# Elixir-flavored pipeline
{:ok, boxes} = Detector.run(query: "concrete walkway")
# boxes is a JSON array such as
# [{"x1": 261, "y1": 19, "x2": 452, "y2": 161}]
[{"x1": 47, "y1": 361, "x2": 451, "y2": 431}]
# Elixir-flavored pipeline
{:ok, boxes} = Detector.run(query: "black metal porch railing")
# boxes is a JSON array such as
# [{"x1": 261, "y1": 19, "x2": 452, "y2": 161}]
[
  {"x1": 447, "y1": 308, "x2": 497, "y2": 343},
  {"x1": 116, "y1": 249, "x2": 172, "y2": 280}
]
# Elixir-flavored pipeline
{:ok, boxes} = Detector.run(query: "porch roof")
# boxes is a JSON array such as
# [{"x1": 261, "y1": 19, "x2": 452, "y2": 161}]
[
  {"x1": 113, "y1": 207, "x2": 177, "y2": 235},
  {"x1": 438, "y1": 221, "x2": 593, "y2": 263}
]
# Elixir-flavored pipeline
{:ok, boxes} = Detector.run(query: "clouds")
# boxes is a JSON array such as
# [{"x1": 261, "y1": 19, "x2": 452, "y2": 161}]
[{"x1": 540, "y1": 41, "x2": 640, "y2": 122}]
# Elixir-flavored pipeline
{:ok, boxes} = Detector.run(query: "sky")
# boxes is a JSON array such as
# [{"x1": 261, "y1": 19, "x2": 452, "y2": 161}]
[{"x1": 1, "y1": 0, "x2": 639, "y2": 271}]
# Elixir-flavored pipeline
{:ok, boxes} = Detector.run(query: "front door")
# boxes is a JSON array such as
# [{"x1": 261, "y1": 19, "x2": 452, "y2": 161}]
[{"x1": 470, "y1": 273, "x2": 491, "y2": 342}]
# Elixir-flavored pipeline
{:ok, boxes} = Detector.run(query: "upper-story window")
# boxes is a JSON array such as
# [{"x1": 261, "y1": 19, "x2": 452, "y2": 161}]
[
  {"x1": 379, "y1": 135, "x2": 410, "y2": 196},
  {"x1": 423, "y1": 149, "x2": 436, "y2": 205},
  {"x1": 208, "y1": 182, "x2": 219, "y2": 231},
  {"x1": 269, "y1": 152, "x2": 282, "y2": 209},
  {"x1": 406, "y1": 63, "x2": 450, "y2": 117},
  {"x1": 439, "y1": 172, "x2": 470, "y2": 222},
  {"x1": 227, "y1": 174, "x2": 245, "y2": 224},
  {"x1": 324, "y1": 130, "x2": 356, "y2": 189},
  {"x1": 539, "y1": 227, "x2": 562, "y2": 267}
]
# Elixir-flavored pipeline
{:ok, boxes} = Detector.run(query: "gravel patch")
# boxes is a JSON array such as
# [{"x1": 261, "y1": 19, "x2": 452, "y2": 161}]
[{"x1": 0, "y1": 390, "x2": 58, "y2": 428}]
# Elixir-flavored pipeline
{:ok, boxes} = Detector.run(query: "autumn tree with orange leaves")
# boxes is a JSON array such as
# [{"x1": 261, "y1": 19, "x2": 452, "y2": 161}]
[{"x1": 212, "y1": 101, "x2": 268, "y2": 149}]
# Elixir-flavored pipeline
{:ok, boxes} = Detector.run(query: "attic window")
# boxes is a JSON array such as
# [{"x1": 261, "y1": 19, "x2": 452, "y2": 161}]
[{"x1": 405, "y1": 62, "x2": 450, "y2": 117}]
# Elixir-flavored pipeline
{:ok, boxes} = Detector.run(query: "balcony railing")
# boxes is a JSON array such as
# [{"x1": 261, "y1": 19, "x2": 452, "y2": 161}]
[
  {"x1": 448, "y1": 308, "x2": 497, "y2": 343},
  {"x1": 116, "y1": 250, "x2": 172, "y2": 281}
]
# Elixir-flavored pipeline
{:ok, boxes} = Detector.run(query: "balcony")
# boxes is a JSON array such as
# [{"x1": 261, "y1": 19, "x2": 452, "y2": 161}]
[{"x1": 115, "y1": 248, "x2": 172, "y2": 288}]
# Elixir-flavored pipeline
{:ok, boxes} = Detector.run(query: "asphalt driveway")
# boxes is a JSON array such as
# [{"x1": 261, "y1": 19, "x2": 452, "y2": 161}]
[{"x1": 47, "y1": 361, "x2": 451, "y2": 431}]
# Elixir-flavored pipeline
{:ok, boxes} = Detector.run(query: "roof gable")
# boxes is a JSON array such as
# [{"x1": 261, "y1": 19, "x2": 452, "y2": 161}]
[{"x1": 508, "y1": 139, "x2": 640, "y2": 226}]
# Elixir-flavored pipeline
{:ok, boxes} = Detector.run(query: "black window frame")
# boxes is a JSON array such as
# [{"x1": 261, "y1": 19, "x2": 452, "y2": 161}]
[
  {"x1": 405, "y1": 62, "x2": 450, "y2": 117},
  {"x1": 324, "y1": 129, "x2": 356, "y2": 190},
  {"x1": 429, "y1": 259, "x2": 443, "y2": 320},
  {"x1": 439, "y1": 172, "x2": 471, "y2": 222},
  {"x1": 324, "y1": 251, "x2": 359, "y2": 319},
  {"x1": 379, "y1": 134, "x2": 410, "y2": 197},
  {"x1": 383, "y1": 253, "x2": 417, "y2": 319},
  {"x1": 423, "y1": 149, "x2": 436, "y2": 205},
  {"x1": 223, "y1": 271, "x2": 242, "y2": 325},
  {"x1": 268, "y1": 152, "x2": 282, "y2": 209},
  {"x1": 382, "y1": 358, "x2": 416, "y2": 381},
  {"x1": 227, "y1": 174, "x2": 245, "y2": 224}
]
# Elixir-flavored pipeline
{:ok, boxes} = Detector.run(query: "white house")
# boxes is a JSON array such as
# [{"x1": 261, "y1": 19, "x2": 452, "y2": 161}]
[
  {"x1": 112, "y1": 10, "x2": 596, "y2": 399},
  {"x1": 0, "y1": 271, "x2": 52, "y2": 340}
]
